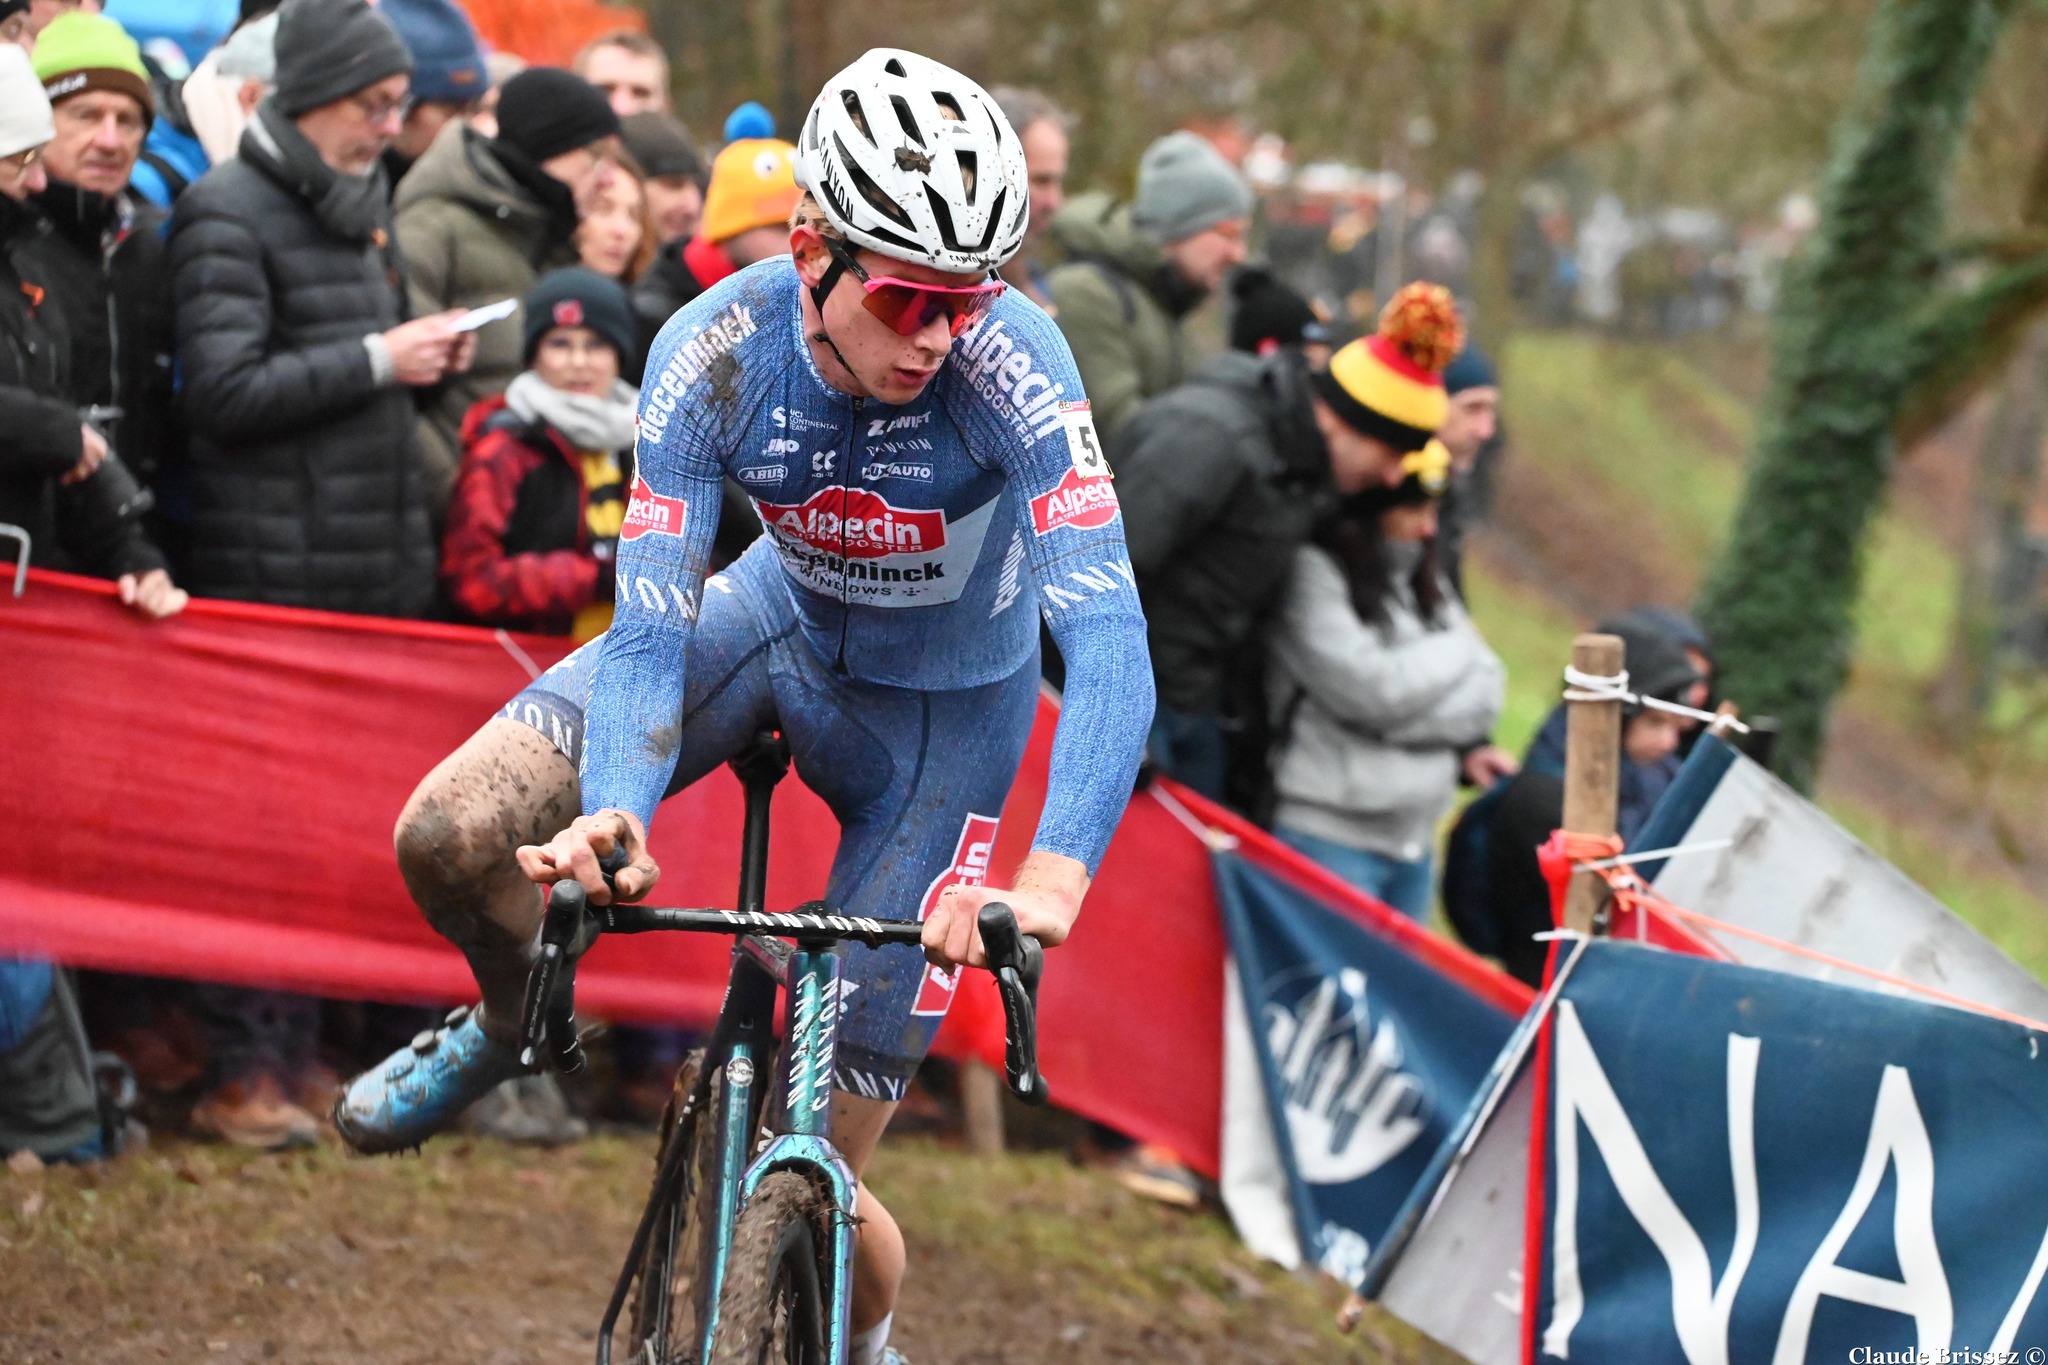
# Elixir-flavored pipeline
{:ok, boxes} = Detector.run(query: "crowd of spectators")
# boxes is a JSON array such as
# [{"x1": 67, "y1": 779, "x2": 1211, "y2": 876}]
[{"x1": 0, "y1": 0, "x2": 1724, "y2": 1167}]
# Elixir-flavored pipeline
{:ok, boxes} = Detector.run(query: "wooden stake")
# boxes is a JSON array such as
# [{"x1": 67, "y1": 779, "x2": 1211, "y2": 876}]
[
  {"x1": 960, "y1": 1057, "x2": 1005, "y2": 1157},
  {"x1": 1562, "y1": 633, "x2": 1625, "y2": 935}
]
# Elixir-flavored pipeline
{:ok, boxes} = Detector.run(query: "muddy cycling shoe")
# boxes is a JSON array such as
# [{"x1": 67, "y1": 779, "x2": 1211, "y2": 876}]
[{"x1": 333, "y1": 1006, "x2": 528, "y2": 1155}]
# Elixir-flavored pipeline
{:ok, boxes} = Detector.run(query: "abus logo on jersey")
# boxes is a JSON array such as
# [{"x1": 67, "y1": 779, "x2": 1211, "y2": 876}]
[
  {"x1": 756, "y1": 488, "x2": 946, "y2": 559},
  {"x1": 1030, "y1": 467, "x2": 1120, "y2": 535},
  {"x1": 912, "y1": 813, "x2": 1000, "y2": 1016},
  {"x1": 621, "y1": 474, "x2": 687, "y2": 540}
]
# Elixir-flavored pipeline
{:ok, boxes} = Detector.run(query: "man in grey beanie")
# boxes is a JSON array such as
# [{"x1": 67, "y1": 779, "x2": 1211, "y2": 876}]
[
  {"x1": 164, "y1": 0, "x2": 477, "y2": 1150},
  {"x1": 1044, "y1": 127, "x2": 1252, "y2": 441}
]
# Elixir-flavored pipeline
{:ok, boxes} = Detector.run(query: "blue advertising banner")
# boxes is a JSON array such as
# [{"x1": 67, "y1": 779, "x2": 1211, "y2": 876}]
[
  {"x1": 1536, "y1": 940, "x2": 2048, "y2": 1363},
  {"x1": 1215, "y1": 851, "x2": 1518, "y2": 1285}
]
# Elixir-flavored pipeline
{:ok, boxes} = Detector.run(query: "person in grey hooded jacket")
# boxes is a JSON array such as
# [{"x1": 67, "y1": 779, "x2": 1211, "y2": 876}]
[{"x1": 1266, "y1": 439, "x2": 1507, "y2": 918}]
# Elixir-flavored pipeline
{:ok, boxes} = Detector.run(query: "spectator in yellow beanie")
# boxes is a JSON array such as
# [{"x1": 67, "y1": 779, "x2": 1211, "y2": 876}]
[
  {"x1": 632, "y1": 137, "x2": 800, "y2": 359},
  {"x1": 1310, "y1": 282, "x2": 1464, "y2": 459}
]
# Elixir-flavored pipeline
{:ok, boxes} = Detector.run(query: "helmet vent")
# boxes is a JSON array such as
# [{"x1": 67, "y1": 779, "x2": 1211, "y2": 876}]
[
  {"x1": 926, "y1": 183, "x2": 1000, "y2": 255},
  {"x1": 890, "y1": 96, "x2": 925, "y2": 146},
  {"x1": 932, "y1": 92, "x2": 964, "y2": 122},
  {"x1": 883, "y1": 56, "x2": 908, "y2": 77},
  {"x1": 838, "y1": 136, "x2": 918, "y2": 230},
  {"x1": 955, "y1": 149, "x2": 977, "y2": 197},
  {"x1": 840, "y1": 90, "x2": 874, "y2": 143}
]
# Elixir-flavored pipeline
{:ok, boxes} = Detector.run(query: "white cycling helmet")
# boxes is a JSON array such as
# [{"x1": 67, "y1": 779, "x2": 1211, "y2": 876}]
[{"x1": 794, "y1": 49, "x2": 1030, "y2": 274}]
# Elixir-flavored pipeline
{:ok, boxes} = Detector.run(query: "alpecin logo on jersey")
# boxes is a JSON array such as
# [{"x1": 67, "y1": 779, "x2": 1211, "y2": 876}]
[
  {"x1": 912, "y1": 813, "x2": 1001, "y2": 1016},
  {"x1": 951, "y1": 318, "x2": 1069, "y2": 446},
  {"x1": 1030, "y1": 466, "x2": 1120, "y2": 535},
  {"x1": 621, "y1": 474, "x2": 687, "y2": 541},
  {"x1": 755, "y1": 488, "x2": 947, "y2": 560}
]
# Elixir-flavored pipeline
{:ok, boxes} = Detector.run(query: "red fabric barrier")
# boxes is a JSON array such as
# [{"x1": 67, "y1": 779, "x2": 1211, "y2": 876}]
[{"x1": 0, "y1": 569, "x2": 1529, "y2": 1176}]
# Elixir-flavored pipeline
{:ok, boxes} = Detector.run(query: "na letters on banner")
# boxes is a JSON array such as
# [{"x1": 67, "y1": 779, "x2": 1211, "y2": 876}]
[{"x1": 1535, "y1": 941, "x2": 2048, "y2": 1364}]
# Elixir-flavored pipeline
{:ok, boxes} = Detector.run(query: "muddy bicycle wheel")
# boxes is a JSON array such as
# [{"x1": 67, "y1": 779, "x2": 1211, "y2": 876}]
[
  {"x1": 705, "y1": 1172, "x2": 831, "y2": 1365},
  {"x1": 623, "y1": 1050, "x2": 727, "y2": 1364}
]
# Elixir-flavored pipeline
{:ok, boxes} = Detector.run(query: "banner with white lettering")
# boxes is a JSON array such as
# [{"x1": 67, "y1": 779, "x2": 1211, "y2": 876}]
[
  {"x1": 1534, "y1": 939, "x2": 2048, "y2": 1364},
  {"x1": 1215, "y1": 851, "x2": 1519, "y2": 1286}
]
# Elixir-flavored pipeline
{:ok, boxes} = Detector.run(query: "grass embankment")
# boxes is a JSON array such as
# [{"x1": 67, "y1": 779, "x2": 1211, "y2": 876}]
[
  {"x1": 1461, "y1": 331, "x2": 2048, "y2": 979},
  {"x1": 0, "y1": 1134, "x2": 1446, "y2": 1364}
]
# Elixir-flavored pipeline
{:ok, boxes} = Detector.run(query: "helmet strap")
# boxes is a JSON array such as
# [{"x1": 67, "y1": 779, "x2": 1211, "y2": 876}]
[{"x1": 805, "y1": 251, "x2": 865, "y2": 394}]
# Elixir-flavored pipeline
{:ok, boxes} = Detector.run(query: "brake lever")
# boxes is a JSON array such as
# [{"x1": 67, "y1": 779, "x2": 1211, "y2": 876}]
[
  {"x1": 516, "y1": 845, "x2": 633, "y2": 1072},
  {"x1": 977, "y1": 903, "x2": 1048, "y2": 1106}
]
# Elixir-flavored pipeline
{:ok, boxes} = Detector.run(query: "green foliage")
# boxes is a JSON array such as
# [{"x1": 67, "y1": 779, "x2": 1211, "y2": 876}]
[{"x1": 1697, "y1": 0, "x2": 2018, "y2": 791}]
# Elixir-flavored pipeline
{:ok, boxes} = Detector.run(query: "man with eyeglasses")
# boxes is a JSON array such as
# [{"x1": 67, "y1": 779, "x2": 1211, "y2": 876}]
[
  {"x1": 396, "y1": 65, "x2": 621, "y2": 510},
  {"x1": 341, "y1": 50, "x2": 1155, "y2": 1364},
  {"x1": 166, "y1": 0, "x2": 477, "y2": 1150},
  {"x1": 1045, "y1": 130, "x2": 1253, "y2": 443}
]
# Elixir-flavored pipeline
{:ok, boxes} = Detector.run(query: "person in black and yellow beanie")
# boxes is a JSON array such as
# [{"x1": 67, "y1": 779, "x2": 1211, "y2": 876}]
[
  {"x1": 1113, "y1": 280, "x2": 1469, "y2": 803},
  {"x1": 1309, "y1": 281, "x2": 1465, "y2": 489}
]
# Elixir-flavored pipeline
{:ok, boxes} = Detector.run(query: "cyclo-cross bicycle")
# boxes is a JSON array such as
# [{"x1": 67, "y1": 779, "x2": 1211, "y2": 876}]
[{"x1": 515, "y1": 730, "x2": 1047, "y2": 1365}]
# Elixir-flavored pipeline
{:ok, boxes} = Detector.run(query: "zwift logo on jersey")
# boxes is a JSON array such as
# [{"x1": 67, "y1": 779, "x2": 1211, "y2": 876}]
[
  {"x1": 621, "y1": 473, "x2": 687, "y2": 541},
  {"x1": 639, "y1": 301, "x2": 758, "y2": 442},
  {"x1": 912, "y1": 813, "x2": 1001, "y2": 1016},
  {"x1": 755, "y1": 488, "x2": 946, "y2": 559},
  {"x1": 951, "y1": 318, "x2": 1069, "y2": 445},
  {"x1": 1030, "y1": 467, "x2": 1120, "y2": 535}
]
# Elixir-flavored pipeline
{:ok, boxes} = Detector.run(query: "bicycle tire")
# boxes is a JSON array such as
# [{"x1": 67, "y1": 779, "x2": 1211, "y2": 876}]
[
  {"x1": 624, "y1": 1051, "x2": 726, "y2": 1364},
  {"x1": 704, "y1": 1171, "x2": 832, "y2": 1365}
]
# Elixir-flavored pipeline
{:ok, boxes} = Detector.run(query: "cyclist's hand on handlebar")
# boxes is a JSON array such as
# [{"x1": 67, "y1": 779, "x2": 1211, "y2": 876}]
[
  {"x1": 923, "y1": 850, "x2": 1088, "y2": 970},
  {"x1": 515, "y1": 809, "x2": 659, "y2": 905}
]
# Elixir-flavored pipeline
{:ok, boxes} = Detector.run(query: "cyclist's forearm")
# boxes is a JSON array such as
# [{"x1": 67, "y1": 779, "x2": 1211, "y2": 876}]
[
  {"x1": 1013, "y1": 849, "x2": 1090, "y2": 916},
  {"x1": 1032, "y1": 598, "x2": 1155, "y2": 872}
]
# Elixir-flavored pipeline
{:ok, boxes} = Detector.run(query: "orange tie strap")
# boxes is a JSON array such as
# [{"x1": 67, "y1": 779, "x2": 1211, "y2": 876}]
[{"x1": 1552, "y1": 837, "x2": 2048, "y2": 1034}]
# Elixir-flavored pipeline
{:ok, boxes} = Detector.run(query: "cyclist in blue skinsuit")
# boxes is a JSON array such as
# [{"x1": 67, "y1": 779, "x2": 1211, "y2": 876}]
[{"x1": 337, "y1": 50, "x2": 1154, "y2": 1364}]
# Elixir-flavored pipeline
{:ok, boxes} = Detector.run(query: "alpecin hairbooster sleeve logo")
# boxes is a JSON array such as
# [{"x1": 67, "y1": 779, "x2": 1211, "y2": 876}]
[
  {"x1": 912, "y1": 813, "x2": 1000, "y2": 1016},
  {"x1": 621, "y1": 473, "x2": 688, "y2": 541},
  {"x1": 755, "y1": 487, "x2": 947, "y2": 559},
  {"x1": 1031, "y1": 400, "x2": 1118, "y2": 534},
  {"x1": 1030, "y1": 466, "x2": 1120, "y2": 535}
]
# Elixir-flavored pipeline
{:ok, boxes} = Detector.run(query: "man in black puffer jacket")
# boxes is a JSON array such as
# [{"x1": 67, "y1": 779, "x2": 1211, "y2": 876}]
[{"x1": 170, "y1": 0, "x2": 473, "y2": 617}]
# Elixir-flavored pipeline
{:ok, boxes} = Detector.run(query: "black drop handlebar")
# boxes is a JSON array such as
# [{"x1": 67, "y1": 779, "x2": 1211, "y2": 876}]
[{"x1": 517, "y1": 848, "x2": 1046, "y2": 1104}]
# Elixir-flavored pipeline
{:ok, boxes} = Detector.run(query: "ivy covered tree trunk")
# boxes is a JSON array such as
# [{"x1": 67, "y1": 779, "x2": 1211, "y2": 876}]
[{"x1": 1696, "y1": 0, "x2": 2015, "y2": 791}]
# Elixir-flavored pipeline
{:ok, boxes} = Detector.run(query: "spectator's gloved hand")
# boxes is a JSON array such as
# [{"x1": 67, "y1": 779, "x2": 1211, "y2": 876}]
[
  {"x1": 118, "y1": 569, "x2": 188, "y2": 620},
  {"x1": 382, "y1": 310, "x2": 470, "y2": 386},
  {"x1": 63, "y1": 424, "x2": 108, "y2": 485}
]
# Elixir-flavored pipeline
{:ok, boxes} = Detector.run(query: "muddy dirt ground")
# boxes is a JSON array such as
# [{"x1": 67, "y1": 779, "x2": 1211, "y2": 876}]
[{"x1": 0, "y1": 1129, "x2": 1450, "y2": 1365}]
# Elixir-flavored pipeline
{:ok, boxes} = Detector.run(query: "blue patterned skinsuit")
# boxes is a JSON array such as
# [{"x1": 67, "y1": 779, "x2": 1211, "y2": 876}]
[{"x1": 503, "y1": 257, "x2": 1155, "y2": 1098}]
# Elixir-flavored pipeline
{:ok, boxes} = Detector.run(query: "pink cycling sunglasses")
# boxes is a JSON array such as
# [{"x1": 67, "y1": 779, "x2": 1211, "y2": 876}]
[{"x1": 826, "y1": 239, "x2": 1005, "y2": 338}]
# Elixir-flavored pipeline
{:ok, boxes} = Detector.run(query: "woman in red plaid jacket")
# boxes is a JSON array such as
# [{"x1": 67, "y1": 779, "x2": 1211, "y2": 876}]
[{"x1": 442, "y1": 269, "x2": 639, "y2": 639}]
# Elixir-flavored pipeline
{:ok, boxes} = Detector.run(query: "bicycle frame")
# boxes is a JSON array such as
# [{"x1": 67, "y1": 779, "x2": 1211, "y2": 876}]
[
  {"x1": 592, "y1": 739, "x2": 866, "y2": 1365},
  {"x1": 570, "y1": 731, "x2": 1044, "y2": 1365}
]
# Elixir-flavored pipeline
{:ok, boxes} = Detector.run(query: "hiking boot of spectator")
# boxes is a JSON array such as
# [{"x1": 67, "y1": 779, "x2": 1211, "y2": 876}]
[
  {"x1": 460, "y1": 1075, "x2": 589, "y2": 1146},
  {"x1": 1113, "y1": 1143, "x2": 1205, "y2": 1208},
  {"x1": 333, "y1": 1006, "x2": 526, "y2": 1155},
  {"x1": 188, "y1": 1074, "x2": 321, "y2": 1151},
  {"x1": 294, "y1": 1063, "x2": 343, "y2": 1128},
  {"x1": 101, "y1": 1025, "x2": 204, "y2": 1096}
]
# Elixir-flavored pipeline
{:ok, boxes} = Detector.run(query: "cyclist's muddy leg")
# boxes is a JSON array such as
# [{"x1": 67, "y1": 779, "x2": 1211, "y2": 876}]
[
  {"x1": 393, "y1": 717, "x2": 580, "y2": 1042},
  {"x1": 832, "y1": 1091, "x2": 906, "y2": 1334}
]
